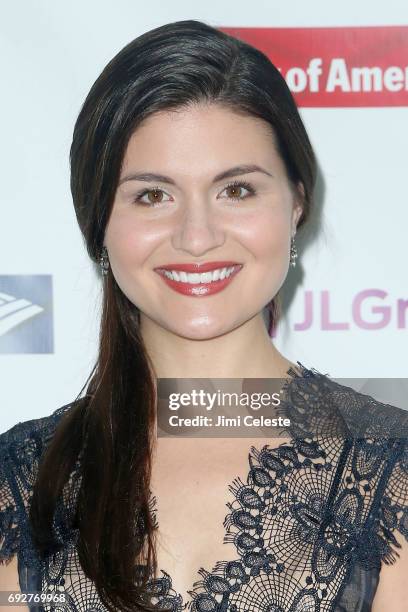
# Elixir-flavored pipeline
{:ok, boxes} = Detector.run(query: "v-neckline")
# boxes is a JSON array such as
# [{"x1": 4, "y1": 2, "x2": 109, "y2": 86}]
[{"x1": 146, "y1": 360, "x2": 320, "y2": 608}]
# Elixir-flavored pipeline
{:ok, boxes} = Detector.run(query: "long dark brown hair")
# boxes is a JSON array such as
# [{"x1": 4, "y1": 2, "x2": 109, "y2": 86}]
[{"x1": 29, "y1": 19, "x2": 317, "y2": 611}]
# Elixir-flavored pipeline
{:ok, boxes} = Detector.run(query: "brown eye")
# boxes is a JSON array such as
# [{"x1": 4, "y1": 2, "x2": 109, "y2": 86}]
[
  {"x1": 146, "y1": 189, "x2": 164, "y2": 204},
  {"x1": 227, "y1": 185, "x2": 243, "y2": 198},
  {"x1": 221, "y1": 180, "x2": 256, "y2": 202},
  {"x1": 133, "y1": 187, "x2": 172, "y2": 207}
]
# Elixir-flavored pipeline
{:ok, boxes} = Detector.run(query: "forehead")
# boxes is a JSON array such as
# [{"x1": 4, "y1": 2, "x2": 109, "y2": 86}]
[{"x1": 121, "y1": 103, "x2": 283, "y2": 177}]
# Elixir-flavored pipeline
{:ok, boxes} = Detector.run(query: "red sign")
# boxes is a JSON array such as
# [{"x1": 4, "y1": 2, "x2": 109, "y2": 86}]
[{"x1": 219, "y1": 26, "x2": 408, "y2": 107}]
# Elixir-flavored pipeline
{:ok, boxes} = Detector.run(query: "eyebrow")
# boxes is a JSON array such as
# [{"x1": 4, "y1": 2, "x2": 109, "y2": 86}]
[{"x1": 118, "y1": 164, "x2": 273, "y2": 187}]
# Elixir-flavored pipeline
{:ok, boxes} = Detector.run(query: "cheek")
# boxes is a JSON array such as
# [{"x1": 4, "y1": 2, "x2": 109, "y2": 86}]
[
  {"x1": 238, "y1": 207, "x2": 290, "y2": 259},
  {"x1": 105, "y1": 213, "x2": 159, "y2": 270}
]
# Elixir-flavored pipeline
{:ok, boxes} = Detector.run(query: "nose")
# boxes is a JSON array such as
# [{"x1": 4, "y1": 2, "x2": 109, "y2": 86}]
[{"x1": 171, "y1": 196, "x2": 226, "y2": 256}]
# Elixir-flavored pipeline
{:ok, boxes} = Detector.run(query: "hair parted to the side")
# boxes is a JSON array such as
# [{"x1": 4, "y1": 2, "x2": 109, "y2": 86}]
[{"x1": 29, "y1": 19, "x2": 316, "y2": 611}]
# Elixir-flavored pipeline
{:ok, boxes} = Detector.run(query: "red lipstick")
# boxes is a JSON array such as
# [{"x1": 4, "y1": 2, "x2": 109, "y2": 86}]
[{"x1": 154, "y1": 261, "x2": 243, "y2": 297}]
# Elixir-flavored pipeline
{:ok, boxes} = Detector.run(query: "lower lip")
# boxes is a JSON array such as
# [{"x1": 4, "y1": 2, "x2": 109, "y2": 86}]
[{"x1": 154, "y1": 266, "x2": 243, "y2": 296}]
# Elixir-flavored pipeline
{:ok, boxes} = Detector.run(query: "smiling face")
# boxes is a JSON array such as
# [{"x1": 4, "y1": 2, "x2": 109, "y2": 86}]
[{"x1": 104, "y1": 103, "x2": 303, "y2": 340}]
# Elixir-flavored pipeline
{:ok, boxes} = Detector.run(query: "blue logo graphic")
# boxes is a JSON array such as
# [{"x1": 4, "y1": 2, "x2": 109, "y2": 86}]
[{"x1": 0, "y1": 275, "x2": 54, "y2": 353}]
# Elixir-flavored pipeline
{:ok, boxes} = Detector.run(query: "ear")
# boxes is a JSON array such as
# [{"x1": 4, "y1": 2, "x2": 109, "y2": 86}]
[{"x1": 291, "y1": 182, "x2": 305, "y2": 235}]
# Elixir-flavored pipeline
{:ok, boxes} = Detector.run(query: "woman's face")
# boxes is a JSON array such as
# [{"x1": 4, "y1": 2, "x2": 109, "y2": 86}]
[{"x1": 104, "y1": 103, "x2": 303, "y2": 340}]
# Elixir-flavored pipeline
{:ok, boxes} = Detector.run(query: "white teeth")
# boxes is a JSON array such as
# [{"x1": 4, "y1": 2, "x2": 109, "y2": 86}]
[{"x1": 161, "y1": 266, "x2": 238, "y2": 283}]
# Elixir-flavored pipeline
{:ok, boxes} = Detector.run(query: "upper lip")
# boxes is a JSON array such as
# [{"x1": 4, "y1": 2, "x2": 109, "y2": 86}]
[{"x1": 155, "y1": 261, "x2": 242, "y2": 273}]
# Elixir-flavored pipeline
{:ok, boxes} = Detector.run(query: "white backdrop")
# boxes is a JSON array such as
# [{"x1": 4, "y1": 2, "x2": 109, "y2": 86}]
[{"x1": 1, "y1": 0, "x2": 407, "y2": 432}]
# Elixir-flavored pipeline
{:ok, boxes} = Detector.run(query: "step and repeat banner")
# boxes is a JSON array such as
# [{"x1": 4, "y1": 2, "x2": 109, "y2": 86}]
[{"x1": 1, "y1": 2, "x2": 407, "y2": 430}]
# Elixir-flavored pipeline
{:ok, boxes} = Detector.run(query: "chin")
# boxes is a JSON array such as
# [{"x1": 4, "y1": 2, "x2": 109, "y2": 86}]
[{"x1": 167, "y1": 318, "x2": 232, "y2": 341}]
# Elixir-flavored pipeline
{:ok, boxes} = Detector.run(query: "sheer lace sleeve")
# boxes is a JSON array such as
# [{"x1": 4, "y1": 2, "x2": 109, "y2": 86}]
[
  {"x1": 317, "y1": 374, "x2": 408, "y2": 571},
  {"x1": 0, "y1": 423, "x2": 22, "y2": 565},
  {"x1": 375, "y1": 436, "x2": 408, "y2": 566},
  {"x1": 0, "y1": 405, "x2": 75, "y2": 571}
]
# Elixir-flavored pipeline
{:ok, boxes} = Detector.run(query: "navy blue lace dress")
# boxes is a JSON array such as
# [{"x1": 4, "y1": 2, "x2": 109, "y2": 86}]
[{"x1": 1, "y1": 362, "x2": 408, "y2": 611}]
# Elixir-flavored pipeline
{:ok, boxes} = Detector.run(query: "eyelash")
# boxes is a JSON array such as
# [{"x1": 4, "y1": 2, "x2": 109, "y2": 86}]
[{"x1": 132, "y1": 180, "x2": 257, "y2": 207}]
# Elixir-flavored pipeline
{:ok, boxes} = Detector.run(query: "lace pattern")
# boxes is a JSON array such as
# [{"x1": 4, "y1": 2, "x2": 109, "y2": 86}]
[{"x1": 1, "y1": 363, "x2": 407, "y2": 611}]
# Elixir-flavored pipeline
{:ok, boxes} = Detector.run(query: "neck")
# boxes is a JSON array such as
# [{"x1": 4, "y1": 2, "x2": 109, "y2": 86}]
[{"x1": 140, "y1": 312, "x2": 296, "y2": 379}]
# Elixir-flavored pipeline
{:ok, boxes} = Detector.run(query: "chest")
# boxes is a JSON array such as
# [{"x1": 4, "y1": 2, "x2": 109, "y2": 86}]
[{"x1": 148, "y1": 437, "x2": 291, "y2": 604}]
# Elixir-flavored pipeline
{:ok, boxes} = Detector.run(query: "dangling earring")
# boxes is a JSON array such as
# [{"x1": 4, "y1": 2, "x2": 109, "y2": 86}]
[
  {"x1": 100, "y1": 246, "x2": 110, "y2": 276},
  {"x1": 290, "y1": 236, "x2": 298, "y2": 268}
]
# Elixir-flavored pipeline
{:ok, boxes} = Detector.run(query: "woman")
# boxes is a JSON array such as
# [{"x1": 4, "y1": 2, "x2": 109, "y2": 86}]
[{"x1": 1, "y1": 19, "x2": 408, "y2": 612}]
